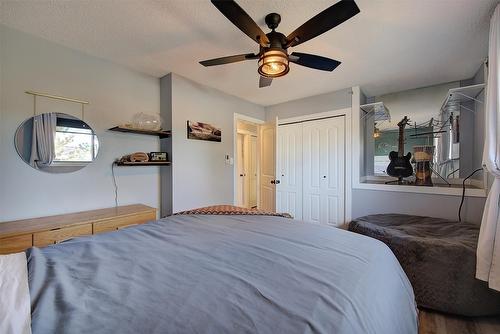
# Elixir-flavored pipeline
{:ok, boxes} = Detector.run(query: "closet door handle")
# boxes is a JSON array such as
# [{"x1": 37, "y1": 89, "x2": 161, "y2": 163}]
[{"x1": 275, "y1": 180, "x2": 281, "y2": 184}]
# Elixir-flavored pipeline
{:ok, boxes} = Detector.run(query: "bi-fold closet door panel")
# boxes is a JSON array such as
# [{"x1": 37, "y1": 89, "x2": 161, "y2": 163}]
[
  {"x1": 302, "y1": 117, "x2": 345, "y2": 225},
  {"x1": 277, "y1": 116, "x2": 345, "y2": 225},
  {"x1": 276, "y1": 123, "x2": 303, "y2": 220}
]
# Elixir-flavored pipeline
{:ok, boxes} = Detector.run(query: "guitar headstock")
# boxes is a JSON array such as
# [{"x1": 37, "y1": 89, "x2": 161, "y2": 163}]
[{"x1": 397, "y1": 116, "x2": 410, "y2": 129}]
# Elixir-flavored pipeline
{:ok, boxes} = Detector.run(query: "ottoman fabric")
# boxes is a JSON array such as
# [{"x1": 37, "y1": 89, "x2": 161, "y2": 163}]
[{"x1": 349, "y1": 214, "x2": 500, "y2": 316}]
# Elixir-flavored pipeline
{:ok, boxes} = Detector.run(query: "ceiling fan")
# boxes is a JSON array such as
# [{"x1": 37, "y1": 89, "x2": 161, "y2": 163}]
[{"x1": 200, "y1": 0, "x2": 360, "y2": 88}]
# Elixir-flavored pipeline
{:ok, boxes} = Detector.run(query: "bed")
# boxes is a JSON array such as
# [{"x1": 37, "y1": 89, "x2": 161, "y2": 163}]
[{"x1": 3, "y1": 211, "x2": 418, "y2": 334}]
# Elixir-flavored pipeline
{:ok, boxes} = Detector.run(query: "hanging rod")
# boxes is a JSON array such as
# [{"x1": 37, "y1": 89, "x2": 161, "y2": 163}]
[{"x1": 25, "y1": 90, "x2": 89, "y2": 105}]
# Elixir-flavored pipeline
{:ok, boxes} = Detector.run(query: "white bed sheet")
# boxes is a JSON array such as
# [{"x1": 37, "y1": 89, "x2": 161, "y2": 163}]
[{"x1": 0, "y1": 252, "x2": 31, "y2": 334}]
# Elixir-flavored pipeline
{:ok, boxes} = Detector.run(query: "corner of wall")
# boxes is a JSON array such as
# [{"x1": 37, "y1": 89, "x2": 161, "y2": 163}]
[{"x1": 160, "y1": 73, "x2": 173, "y2": 217}]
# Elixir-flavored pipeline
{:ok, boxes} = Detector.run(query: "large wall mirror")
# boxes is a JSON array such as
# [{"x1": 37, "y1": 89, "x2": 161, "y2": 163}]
[
  {"x1": 15, "y1": 112, "x2": 99, "y2": 173},
  {"x1": 358, "y1": 76, "x2": 485, "y2": 191}
]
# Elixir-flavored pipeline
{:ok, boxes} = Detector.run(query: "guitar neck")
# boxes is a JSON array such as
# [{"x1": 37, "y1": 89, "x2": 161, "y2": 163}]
[{"x1": 398, "y1": 127, "x2": 405, "y2": 157}]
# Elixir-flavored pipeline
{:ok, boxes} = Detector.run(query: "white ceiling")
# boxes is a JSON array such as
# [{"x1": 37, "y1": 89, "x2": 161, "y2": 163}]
[{"x1": 0, "y1": 0, "x2": 496, "y2": 106}]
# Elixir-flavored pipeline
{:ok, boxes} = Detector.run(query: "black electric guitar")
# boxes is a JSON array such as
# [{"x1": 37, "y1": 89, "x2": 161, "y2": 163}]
[{"x1": 386, "y1": 116, "x2": 413, "y2": 179}]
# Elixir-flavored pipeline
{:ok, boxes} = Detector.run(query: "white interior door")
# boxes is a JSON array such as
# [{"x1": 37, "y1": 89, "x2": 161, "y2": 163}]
[
  {"x1": 276, "y1": 123, "x2": 303, "y2": 219},
  {"x1": 249, "y1": 135, "x2": 258, "y2": 208},
  {"x1": 236, "y1": 133, "x2": 245, "y2": 207},
  {"x1": 302, "y1": 117, "x2": 345, "y2": 225},
  {"x1": 260, "y1": 121, "x2": 277, "y2": 212}
]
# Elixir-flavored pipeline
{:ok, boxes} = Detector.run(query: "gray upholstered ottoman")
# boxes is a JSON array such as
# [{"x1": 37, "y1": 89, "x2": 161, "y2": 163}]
[{"x1": 348, "y1": 214, "x2": 500, "y2": 316}]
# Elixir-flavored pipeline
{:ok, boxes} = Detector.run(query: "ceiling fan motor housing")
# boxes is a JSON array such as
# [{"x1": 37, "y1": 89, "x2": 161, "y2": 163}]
[{"x1": 265, "y1": 30, "x2": 288, "y2": 50}]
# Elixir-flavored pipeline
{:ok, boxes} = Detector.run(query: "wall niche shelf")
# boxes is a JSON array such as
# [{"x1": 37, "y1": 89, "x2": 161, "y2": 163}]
[
  {"x1": 114, "y1": 161, "x2": 171, "y2": 167},
  {"x1": 360, "y1": 102, "x2": 391, "y2": 121},
  {"x1": 108, "y1": 126, "x2": 171, "y2": 139},
  {"x1": 355, "y1": 181, "x2": 487, "y2": 198},
  {"x1": 440, "y1": 83, "x2": 485, "y2": 112}
]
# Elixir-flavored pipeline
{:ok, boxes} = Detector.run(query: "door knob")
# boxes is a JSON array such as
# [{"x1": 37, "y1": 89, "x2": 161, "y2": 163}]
[
  {"x1": 275, "y1": 180, "x2": 281, "y2": 184},
  {"x1": 240, "y1": 174, "x2": 244, "y2": 177},
  {"x1": 271, "y1": 180, "x2": 275, "y2": 184},
  {"x1": 322, "y1": 175, "x2": 327, "y2": 179}
]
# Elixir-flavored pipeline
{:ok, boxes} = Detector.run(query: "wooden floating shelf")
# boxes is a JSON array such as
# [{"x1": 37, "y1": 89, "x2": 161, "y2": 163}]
[
  {"x1": 114, "y1": 161, "x2": 171, "y2": 167},
  {"x1": 108, "y1": 126, "x2": 171, "y2": 138}
]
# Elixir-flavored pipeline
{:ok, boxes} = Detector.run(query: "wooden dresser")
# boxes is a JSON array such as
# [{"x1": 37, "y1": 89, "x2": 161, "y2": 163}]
[{"x1": 0, "y1": 204, "x2": 157, "y2": 255}]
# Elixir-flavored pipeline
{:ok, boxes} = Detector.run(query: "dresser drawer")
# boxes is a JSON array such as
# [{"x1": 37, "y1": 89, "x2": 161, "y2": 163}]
[
  {"x1": 0, "y1": 234, "x2": 32, "y2": 254},
  {"x1": 93, "y1": 212, "x2": 155, "y2": 234},
  {"x1": 33, "y1": 224, "x2": 93, "y2": 247}
]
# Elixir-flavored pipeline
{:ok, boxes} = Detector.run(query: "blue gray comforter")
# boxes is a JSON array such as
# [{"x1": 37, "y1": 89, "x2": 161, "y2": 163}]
[{"x1": 27, "y1": 214, "x2": 417, "y2": 334}]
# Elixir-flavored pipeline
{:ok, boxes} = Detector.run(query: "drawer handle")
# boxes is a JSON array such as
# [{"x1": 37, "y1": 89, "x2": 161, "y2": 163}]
[
  {"x1": 54, "y1": 237, "x2": 73, "y2": 244},
  {"x1": 117, "y1": 224, "x2": 139, "y2": 230}
]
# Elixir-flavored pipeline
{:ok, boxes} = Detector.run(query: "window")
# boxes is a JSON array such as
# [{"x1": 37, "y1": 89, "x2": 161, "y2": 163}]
[{"x1": 54, "y1": 118, "x2": 98, "y2": 163}]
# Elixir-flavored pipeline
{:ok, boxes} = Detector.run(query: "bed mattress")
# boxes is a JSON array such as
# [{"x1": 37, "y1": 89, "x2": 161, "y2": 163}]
[{"x1": 26, "y1": 214, "x2": 418, "y2": 334}]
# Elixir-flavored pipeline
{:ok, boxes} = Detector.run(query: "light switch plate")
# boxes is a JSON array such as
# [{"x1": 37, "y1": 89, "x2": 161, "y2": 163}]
[{"x1": 225, "y1": 155, "x2": 234, "y2": 165}]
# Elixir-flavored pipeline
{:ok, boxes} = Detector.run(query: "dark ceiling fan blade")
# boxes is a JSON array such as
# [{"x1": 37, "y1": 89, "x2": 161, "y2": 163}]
[
  {"x1": 199, "y1": 53, "x2": 258, "y2": 66},
  {"x1": 289, "y1": 52, "x2": 341, "y2": 71},
  {"x1": 286, "y1": 0, "x2": 360, "y2": 48},
  {"x1": 259, "y1": 76, "x2": 272, "y2": 88},
  {"x1": 211, "y1": 0, "x2": 270, "y2": 46}
]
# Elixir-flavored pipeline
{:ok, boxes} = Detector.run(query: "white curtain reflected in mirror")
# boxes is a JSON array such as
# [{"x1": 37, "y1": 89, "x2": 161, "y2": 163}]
[
  {"x1": 29, "y1": 113, "x2": 57, "y2": 169},
  {"x1": 15, "y1": 112, "x2": 99, "y2": 173}
]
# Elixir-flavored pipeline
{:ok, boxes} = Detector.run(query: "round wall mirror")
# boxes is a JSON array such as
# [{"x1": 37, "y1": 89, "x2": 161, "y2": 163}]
[{"x1": 15, "y1": 112, "x2": 99, "y2": 173}]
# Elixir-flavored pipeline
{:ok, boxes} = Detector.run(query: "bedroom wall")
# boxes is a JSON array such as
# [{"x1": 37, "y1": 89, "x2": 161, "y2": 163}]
[
  {"x1": 351, "y1": 189, "x2": 486, "y2": 223},
  {"x1": 265, "y1": 88, "x2": 352, "y2": 121},
  {"x1": 0, "y1": 25, "x2": 161, "y2": 221},
  {"x1": 163, "y1": 73, "x2": 265, "y2": 214}
]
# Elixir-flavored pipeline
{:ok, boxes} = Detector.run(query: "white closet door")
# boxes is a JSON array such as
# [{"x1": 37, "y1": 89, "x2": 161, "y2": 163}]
[
  {"x1": 276, "y1": 123, "x2": 303, "y2": 219},
  {"x1": 302, "y1": 117, "x2": 345, "y2": 225}
]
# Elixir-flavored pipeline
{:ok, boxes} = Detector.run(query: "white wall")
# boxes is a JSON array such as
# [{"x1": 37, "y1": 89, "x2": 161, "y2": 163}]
[
  {"x1": 351, "y1": 188, "x2": 485, "y2": 224},
  {"x1": 265, "y1": 88, "x2": 352, "y2": 121},
  {"x1": 0, "y1": 25, "x2": 161, "y2": 221},
  {"x1": 169, "y1": 74, "x2": 265, "y2": 212}
]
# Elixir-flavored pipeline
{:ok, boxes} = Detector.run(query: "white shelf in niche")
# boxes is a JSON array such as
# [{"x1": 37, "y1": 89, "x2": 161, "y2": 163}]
[
  {"x1": 440, "y1": 83, "x2": 485, "y2": 111},
  {"x1": 354, "y1": 180, "x2": 487, "y2": 198},
  {"x1": 360, "y1": 102, "x2": 391, "y2": 121}
]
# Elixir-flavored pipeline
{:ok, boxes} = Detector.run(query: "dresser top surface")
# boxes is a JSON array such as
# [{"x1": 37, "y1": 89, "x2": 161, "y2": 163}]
[{"x1": 0, "y1": 204, "x2": 156, "y2": 238}]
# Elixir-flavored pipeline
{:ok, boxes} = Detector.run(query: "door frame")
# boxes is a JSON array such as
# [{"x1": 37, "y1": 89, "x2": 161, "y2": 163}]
[
  {"x1": 233, "y1": 113, "x2": 265, "y2": 207},
  {"x1": 277, "y1": 107, "x2": 352, "y2": 224}
]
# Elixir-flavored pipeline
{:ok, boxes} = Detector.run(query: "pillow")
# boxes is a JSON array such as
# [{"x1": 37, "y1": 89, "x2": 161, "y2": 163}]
[{"x1": 0, "y1": 252, "x2": 31, "y2": 334}]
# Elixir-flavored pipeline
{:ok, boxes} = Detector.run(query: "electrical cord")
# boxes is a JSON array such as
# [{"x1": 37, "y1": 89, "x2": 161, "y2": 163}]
[
  {"x1": 458, "y1": 168, "x2": 483, "y2": 222},
  {"x1": 111, "y1": 161, "x2": 118, "y2": 207},
  {"x1": 447, "y1": 168, "x2": 460, "y2": 178}
]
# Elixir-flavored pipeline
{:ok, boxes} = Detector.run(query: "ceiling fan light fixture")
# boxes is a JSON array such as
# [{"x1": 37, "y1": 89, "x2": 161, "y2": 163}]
[{"x1": 258, "y1": 49, "x2": 289, "y2": 78}]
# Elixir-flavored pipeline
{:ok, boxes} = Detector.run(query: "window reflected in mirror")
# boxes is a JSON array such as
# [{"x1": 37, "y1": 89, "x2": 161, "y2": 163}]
[{"x1": 15, "y1": 112, "x2": 99, "y2": 173}]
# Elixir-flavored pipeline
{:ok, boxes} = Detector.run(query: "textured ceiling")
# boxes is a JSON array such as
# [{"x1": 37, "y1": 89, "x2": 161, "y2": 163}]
[{"x1": 0, "y1": 0, "x2": 496, "y2": 106}]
